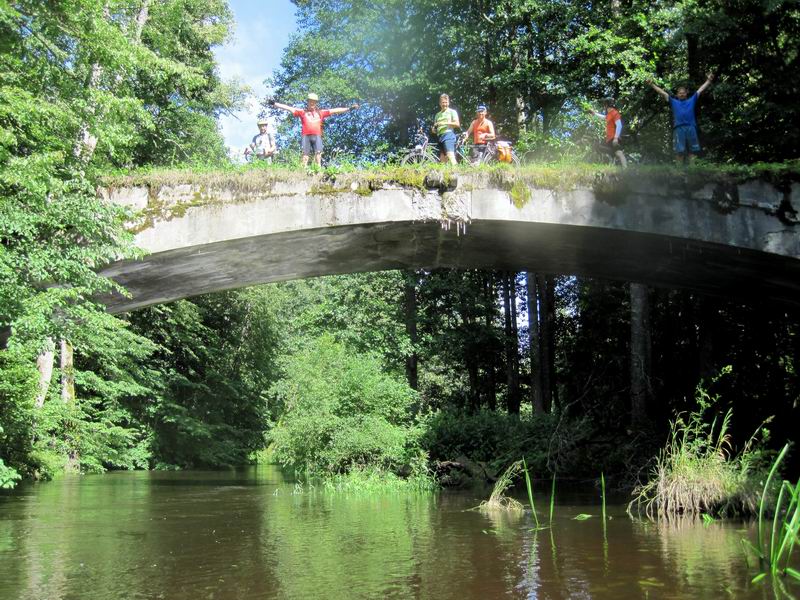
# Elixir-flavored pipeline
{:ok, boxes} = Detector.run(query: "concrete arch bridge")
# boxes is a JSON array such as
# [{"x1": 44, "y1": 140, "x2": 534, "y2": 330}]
[{"x1": 100, "y1": 168, "x2": 800, "y2": 312}]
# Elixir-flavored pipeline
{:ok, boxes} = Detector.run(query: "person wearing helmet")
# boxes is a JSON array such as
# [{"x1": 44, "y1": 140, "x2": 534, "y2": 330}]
[
  {"x1": 464, "y1": 104, "x2": 495, "y2": 163},
  {"x1": 244, "y1": 117, "x2": 277, "y2": 163},
  {"x1": 586, "y1": 98, "x2": 627, "y2": 168},
  {"x1": 647, "y1": 72, "x2": 715, "y2": 164},
  {"x1": 270, "y1": 93, "x2": 359, "y2": 168}
]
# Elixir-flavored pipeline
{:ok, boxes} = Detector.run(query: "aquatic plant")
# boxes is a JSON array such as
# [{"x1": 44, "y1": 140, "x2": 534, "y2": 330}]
[
  {"x1": 744, "y1": 444, "x2": 800, "y2": 585},
  {"x1": 601, "y1": 472, "x2": 607, "y2": 522},
  {"x1": 479, "y1": 460, "x2": 524, "y2": 512},
  {"x1": 628, "y1": 369, "x2": 770, "y2": 518},
  {"x1": 521, "y1": 458, "x2": 542, "y2": 528},
  {"x1": 549, "y1": 472, "x2": 556, "y2": 525}
]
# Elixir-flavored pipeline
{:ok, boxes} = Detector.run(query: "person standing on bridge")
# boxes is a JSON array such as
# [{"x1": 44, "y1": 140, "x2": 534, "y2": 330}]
[
  {"x1": 647, "y1": 72, "x2": 715, "y2": 165},
  {"x1": 244, "y1": 117, "x2": 277, "y2": 163},
  {"x1": 586, "y1": 98, "x2": 628, "y2": 168},
  {"x1": 269, "y1": 93, "x2": 359, "y2": 169},
  {"x1": 433, "y1": 93, "x2": 460, "y2": 165}
]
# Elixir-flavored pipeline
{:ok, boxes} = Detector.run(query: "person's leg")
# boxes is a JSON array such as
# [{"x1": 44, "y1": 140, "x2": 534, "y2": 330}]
[
  {"x1": 686, "y1": 127, "x2": 701, "y2": 164},
  {"x1": 673, "y1": 126, "x2": 688, "y2": 166},
  {"x1": 313, "y1": 135, "x2": 323, "y2": 168},
  {"x1": 441, "y1": 131, "x2": 456, "y2": 165},
  {"x1": 301, "y1": 135, "x2": 311, "y2": 168},
  {"x1": 615, "y1": 149, "x2": 627, "y2": 168}
]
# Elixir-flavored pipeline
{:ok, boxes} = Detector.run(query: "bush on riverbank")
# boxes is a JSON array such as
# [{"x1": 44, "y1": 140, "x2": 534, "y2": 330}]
[
  {"x1": 268, "y1": 335, "x2": 428, "y2": 482},
  {"x1": 629, "y1": 371, "x2": 771, "y2": 518}
]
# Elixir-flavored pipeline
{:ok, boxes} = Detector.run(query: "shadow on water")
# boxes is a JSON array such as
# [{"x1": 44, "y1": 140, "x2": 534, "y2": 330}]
[{"x1": 0, "y1": 468, "x2": 796, "y2": 599}]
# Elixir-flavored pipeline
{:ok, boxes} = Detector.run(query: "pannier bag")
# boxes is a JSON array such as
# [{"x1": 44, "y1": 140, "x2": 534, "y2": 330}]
[{"x1": 497, "y1": 141, "x2": 512, "y2": 163}]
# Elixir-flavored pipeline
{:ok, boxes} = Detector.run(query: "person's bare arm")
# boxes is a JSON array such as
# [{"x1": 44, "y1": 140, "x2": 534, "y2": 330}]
[
  {"x1": 696, "y1": 72, "x2": 715, "y2": 96},
  {"x1": 485, "y1": 121, "x2": 495, "y2": 140},
  {"x1": 270, "y1": 100, "x2": 298, "y2": 112},
  {"x1": 646, "y1": 79, "x2": 670, "y2": 102},
  {"x1": 328, "y1": 104, "x2": 360, "y2": 115}
]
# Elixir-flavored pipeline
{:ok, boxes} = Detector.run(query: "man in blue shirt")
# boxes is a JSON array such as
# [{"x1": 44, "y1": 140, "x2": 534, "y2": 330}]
[{"x1": 647, "y1": 72, "x2": 715, "y2": 164}]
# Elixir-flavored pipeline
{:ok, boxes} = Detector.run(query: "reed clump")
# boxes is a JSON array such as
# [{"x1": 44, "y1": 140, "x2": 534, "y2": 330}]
[
  {"x1": 479, "y1": 460, "x2": 524, "y2": 512},
  {"x1": 629, "y1": 371, "x2": 770, "y2": 519}
]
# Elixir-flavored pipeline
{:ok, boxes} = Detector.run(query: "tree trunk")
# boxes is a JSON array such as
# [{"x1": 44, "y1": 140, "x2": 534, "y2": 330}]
[
  {"x1": 35, "y1": 338, "x2": 55, "y2": 408},
  {"x1": 536, "y1": 274, "x2": 553, "y2": 413},
  {"x1": 630, "y1": 283, "x2": 651, "y2": 427},
  {"x1": 502, "y1": 272, "x2": 521, "y2": 414},
  {"x1": 484, "y1": 273, "x2": 497, "y2": 410},
  {"x1": 526, "y1": 272, "x2": 544, "y2": 412},
  {"x1": 403, "y1": 270, "x2": 418, "y2": 391},
  {"x1": 60, "y1": 339, "x2": 75, "y2": 404},
  {"x1": 546, "y1": 276, "x2": 559, "y2": 409}
]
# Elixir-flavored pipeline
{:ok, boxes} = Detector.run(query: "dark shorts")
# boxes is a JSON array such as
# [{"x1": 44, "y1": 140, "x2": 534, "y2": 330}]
[
  {"x1": 673, "y1": 125, "x2": 700, "y2": 154},
  {"x1": 438, "y1": 130, "x2": 456, "y2": 154},
  {"x1": 302, "y1": 134, "x2": 323, "y2": 155},
  {"x1": 600, "y1": 139, "x2": 624, "y2": 154}
]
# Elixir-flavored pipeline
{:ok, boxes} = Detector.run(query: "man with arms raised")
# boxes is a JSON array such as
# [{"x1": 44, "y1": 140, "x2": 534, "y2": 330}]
[
  {"x1": 270, "y1": 93, "x2": 359, "y2": 168},
  {"x1": 647, "y1": 73, "x2": 715, "y2": 164}
]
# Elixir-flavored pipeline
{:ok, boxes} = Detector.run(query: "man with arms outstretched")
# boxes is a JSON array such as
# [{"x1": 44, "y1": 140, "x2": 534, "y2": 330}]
[
  {"x1": 647, "y1": 73, "x2": 715, "y2": 164},
  {"x1": 270, "y1": 93, "x2": 358, "y2": 168}
]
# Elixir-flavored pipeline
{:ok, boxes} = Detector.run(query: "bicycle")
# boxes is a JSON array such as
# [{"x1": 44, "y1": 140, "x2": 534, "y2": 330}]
[
  {"x1": 478, "y1": 139, "x2": 521, "y2": 166},
  {"x1": 401, "y1": 130, "x2": 438, "y2": 165}
]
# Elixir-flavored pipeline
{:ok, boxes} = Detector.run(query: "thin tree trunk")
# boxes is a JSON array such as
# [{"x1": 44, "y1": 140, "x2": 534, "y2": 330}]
[
  {"x1": 35, "y1": 338, "x2": 55, "y2": 408},
  {"x1": 630, "y1": 283, "x2": 651, "y2": 426},
  {"x1": 536, "y1": 274, "x2": 553, "y2": 413},
  {"x1": 527, "y1": 272, "x2": 544, "y2": 412},
  {"x1": 484, "y1": 273, "x2": 497, "y2": 410},
  {"x1": 503, "y1": 272, "x2": 521, "y2": 414},
  {"x1": 404, "y1": 270, "x2": 418, "y2": 391},
  {"x1": 60, "y1": 339, "x2": 75, "y2": 404}
]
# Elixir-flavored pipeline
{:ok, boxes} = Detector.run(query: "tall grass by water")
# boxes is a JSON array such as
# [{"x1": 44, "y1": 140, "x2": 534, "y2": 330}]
[
  {"x1": 745, "y1": 444, "x2": 800, "y2": 585},
  {"x1": 479, "y1": 460, "x2": 525, "y2": 512},
  {"x1": 629, "y1": 374, "x2": 769, "y2": 519}
]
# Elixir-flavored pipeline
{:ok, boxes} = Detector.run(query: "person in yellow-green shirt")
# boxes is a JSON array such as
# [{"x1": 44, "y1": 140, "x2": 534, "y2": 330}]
[{"x1": 433, "y1": 93, "x2": 460, "y2": 164}]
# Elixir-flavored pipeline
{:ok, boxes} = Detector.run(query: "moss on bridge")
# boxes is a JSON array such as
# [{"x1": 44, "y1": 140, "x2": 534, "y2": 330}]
[{"x1": 101, "y1": 161, "x2": 800, "y2": 230}]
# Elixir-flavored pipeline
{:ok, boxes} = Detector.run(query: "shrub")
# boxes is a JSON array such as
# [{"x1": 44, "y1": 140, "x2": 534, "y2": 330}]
[
  {"x1": 419, "y1": 409, "x2": 556, "y2": 476},
  {"x1": 268, "y1": 335, "x2": 422, "y2": 476}
]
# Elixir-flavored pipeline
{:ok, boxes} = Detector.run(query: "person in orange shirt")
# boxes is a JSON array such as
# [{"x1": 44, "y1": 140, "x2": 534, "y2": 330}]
[
  {"x1": 464, "y1": 105, "x2": 495, "y2": 163},
  {"x1": 587, "y1": 98, "x2": 627, "y2": 168},
  {"x1": 270, "y1": 93, "x2": 359, "y2": 168}
]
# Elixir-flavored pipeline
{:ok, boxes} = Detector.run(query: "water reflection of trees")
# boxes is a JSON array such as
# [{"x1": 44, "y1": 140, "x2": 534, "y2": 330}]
[{"x1": 634, "y1": 516, "x2": 755, "y2": 598}]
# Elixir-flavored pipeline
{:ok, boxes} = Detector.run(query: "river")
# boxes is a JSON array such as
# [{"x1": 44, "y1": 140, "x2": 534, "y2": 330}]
[{"x1": 0, "y1": 465, "x2": 792, "y2": 599}]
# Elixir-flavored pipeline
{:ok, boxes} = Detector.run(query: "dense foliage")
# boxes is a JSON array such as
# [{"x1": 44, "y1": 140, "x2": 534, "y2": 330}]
[
  {"x1": 270, "y1": 0, "x2": 800, "y2": 163},
  {"x1": 0, "y1": 0, "x2": 244, "y2": 482}
]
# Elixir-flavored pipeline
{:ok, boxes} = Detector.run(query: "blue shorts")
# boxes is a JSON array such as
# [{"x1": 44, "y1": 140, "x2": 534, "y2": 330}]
[
  {"x1": 302, "y1": 134, "x2": 323, "y2": 155},
  {"x1": 673, "y1": 125, "x2": 700, "y2": 154},
  {"x1": 438, "y1": 130, "x2": 456, "y2": 154}
]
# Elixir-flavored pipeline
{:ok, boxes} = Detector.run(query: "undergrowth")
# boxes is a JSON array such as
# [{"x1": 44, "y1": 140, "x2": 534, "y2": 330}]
[{"x1": 629, "y1": 368, "x2": 772, "y2": 519}]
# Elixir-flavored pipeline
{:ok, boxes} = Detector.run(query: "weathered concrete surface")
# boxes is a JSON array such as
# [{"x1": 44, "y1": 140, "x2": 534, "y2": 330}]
[{"x1": 100, "y1": 172, "x2": 800, "y2": 312}]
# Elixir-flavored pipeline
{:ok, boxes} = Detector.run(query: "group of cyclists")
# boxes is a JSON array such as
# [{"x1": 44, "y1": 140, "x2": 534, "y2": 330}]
[{"x1": 245, "y1": 74, "x2": 716, "y2": 169}]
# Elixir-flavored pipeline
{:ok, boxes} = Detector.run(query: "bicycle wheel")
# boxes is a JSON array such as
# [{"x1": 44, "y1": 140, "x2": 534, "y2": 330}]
[
  {"x1": 402, "y1": 151, "x2": 436, "y2": 166},
  {"x1": 481, "y1": 150, "x2": 521, "y2": 167}
]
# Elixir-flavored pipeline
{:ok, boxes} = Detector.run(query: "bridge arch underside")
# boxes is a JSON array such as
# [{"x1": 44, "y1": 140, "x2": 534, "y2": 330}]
[{"x1": 103, "y1": 219, "x2": 800, "y2": 313}]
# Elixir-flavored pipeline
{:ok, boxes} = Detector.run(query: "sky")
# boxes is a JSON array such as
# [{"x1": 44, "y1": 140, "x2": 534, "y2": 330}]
[{"x1": 214, "y1": 0, "x2": 298, "y2": 157}]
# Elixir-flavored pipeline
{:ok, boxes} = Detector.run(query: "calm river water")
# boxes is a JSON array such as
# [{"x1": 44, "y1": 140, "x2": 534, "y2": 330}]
[{"x1": 0, "y1": 465, "x2": 794, "y2": 599}]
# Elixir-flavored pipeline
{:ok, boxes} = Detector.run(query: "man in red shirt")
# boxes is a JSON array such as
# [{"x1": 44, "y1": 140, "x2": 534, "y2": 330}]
[
  {"x1": 271, "y1": 93, "x2": 359, "y2": 168},
  {"x1": 587, "y1": 98, "x2": 627, "y2": 168}
]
